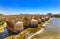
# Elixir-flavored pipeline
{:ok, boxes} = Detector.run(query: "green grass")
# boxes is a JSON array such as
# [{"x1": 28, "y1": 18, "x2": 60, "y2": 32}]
[{"x1": 0, "y1": 21, "x2": 4, "y2": 25}]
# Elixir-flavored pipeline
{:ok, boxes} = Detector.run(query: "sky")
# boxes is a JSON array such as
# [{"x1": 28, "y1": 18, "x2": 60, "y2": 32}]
[{"x1": 0, "y1": 0, "x2": 60, "y2": 15}]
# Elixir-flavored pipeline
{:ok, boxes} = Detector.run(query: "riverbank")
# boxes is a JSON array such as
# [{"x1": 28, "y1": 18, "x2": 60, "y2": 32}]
[{"x1": 0, "y1": 21, "x2": 5, "y2": 33}]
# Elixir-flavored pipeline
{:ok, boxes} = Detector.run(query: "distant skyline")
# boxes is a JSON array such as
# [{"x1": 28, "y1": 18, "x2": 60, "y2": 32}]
[{"x1": 0, "y1": 0, "x2": 60, "y2": 15}]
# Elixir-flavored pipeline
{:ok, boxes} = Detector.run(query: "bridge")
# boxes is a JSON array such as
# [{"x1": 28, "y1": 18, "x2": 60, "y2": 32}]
[{"x1": 0, "y1": 14, "x2": 52, "y2": 33}]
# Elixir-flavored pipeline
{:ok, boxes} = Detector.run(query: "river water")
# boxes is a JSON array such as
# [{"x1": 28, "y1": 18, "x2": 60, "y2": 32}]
[
  {"x1": 32, "y1": 18, "x2": 60, "y2": 39},
  {"x1": 45, "y1": 18, "x2": 60, "y2": 33}
]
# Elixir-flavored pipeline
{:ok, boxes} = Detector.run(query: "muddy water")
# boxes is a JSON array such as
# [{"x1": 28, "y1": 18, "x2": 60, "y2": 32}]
[{"x1": 32, "y1": 18, "x2": 60, "y2": 39}]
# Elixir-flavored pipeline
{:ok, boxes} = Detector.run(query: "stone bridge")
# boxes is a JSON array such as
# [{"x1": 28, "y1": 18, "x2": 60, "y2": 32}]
[{"x1": 0, "y1": 14, "x2": 52, "y2": 32}]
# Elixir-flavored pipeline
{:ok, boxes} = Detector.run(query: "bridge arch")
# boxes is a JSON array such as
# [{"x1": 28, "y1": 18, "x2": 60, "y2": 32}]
[{"x1": 0, "y1": 17, "x2": 24, "y2": 33}]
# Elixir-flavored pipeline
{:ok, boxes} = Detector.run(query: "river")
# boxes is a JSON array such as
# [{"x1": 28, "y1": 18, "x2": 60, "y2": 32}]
[{"x1": 31, "y1": 18, "x2": 60, "y2": 39}]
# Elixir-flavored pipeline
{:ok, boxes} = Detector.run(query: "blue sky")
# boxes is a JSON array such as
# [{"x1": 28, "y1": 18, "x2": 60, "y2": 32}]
[{"x1": 0, "y1": 0, "x2": 60, "y2": 15}]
